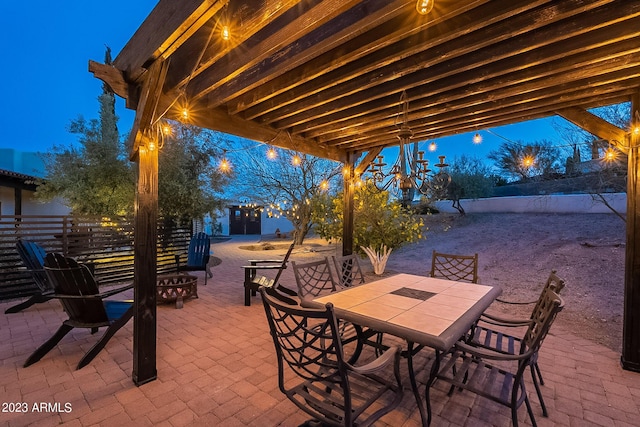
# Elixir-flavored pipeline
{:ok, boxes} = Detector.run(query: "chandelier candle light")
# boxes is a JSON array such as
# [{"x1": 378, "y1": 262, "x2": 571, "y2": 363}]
[{"x1": 368, "y1": 91, "x2": 450, "y2": 205}]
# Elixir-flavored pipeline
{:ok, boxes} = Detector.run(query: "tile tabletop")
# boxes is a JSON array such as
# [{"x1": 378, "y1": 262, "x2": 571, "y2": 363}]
[{"x1": 307, "y1": 273, "x2": 502, "y2": 350}]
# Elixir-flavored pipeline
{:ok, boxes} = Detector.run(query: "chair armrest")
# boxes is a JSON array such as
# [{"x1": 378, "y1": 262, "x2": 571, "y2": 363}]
[
  {"x1": 479, "y1": 312, "x2": 533, "y2": 327},
  {"x1": 247, "y1": 259, "x2": 284, "y2": 264},
  {"x1": 51, "y1": 284, "x2": 134, "y2": 300},
  {"x1": 348, "y1": 344, "x2": 401, "y2": 375},
  {"x1": 455, "y1": 340, "x2": 533, "y2": 361},
  {"x1": 494, "y1": 297, "x2": 538, "y2": 305},
  {"x1": 241, "y1": 264, "x2": 285, "y2": 270}
]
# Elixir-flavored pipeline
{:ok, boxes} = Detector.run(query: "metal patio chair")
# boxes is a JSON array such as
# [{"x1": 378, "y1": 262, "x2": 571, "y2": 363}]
[
  {"x1": 260, "y1": 287, "x2": 404, "y2": 426},
  {"x1": 469, "y1": 270, "x2": 566, "y2": 417},
  {"x1": 430, "y1": 250, "x2": 479, "y2": 283},
  {"x1": 331, "y1": 253, "x2": 365, "y2": 288},
  {"x1": 429, "y1": 287, "x2": 565, "y2": 426}
]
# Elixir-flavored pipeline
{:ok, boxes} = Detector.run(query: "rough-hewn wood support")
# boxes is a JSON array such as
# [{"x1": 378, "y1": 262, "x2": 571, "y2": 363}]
[
  {"x1": 132, "y1": 140, "x2": 159, "y2": 386},
  {"x1": 129, "y1": 59, "x2": 168, "y2": 386},
  {"x1": 622, "y1": 91, "x2": 640, "y2": 373},
  {"x1": 354, "y1": 147, "x2": 382, "y2": 177},
  {"x1": 556, "y1": 106, "x2": 629, "y2": 154},
  {"x1": 342, "y1": 153, "x2": 356, "y2": 256}
]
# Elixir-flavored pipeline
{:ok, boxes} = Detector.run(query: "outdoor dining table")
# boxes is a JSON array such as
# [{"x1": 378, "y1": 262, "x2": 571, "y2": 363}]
[{"x1": 301, "y1": 273, "x2": 502, "y2": 426}]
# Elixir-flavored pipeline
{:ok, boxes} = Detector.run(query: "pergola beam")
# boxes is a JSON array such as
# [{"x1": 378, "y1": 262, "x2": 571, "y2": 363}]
[
  {"x1": 556, "y1": 106, "x2": 629, "y2": 152},
  {"x1": 170, "y1": 105, "x2": 347, "y2": 163},
  {"x1": 114, "y1": 0, "x2": 225, "y2": 83}
]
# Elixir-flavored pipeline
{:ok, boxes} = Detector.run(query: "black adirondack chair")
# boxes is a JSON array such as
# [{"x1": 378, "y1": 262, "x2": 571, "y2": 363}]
[
  {"x1": 23, "y1": 253, "x2": 133, "y2": 370},
  {"x1": 5, "y1": 240, "x2": 54, "y2": 314},
  {"x1": 176, "y1": 232, "x2": 212, "y2": 285},
  {"x1": 242, "y1": 241, "x2": 296, "y2": 306}
]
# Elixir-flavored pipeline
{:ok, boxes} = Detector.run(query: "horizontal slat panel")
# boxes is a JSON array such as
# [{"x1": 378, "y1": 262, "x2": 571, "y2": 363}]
[{"x1": 0, "y1": 215, "x2": 195, "y2": 301}]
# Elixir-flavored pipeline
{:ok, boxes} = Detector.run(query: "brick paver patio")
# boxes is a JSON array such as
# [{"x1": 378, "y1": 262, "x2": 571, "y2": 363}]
[{"x1": 1, "y1": 236, "x2": 639, "y2": 426}]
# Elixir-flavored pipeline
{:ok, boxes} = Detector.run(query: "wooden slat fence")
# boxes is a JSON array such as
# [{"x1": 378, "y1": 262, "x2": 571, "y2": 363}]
[{"x1": 0, "y1": 215, "x2": 195, "y2": 301}]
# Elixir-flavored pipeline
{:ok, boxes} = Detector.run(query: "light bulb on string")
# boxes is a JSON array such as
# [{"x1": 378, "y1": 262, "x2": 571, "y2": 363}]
[
  {"x1": 221, "y1": 25, "x2": 230, "y2": 41},
  {"x1": 219, "y1": 151, "x2": 231, "y2": 173},
  {"x1": 604, "y1": 147, "x2": 617, "y2": 162},
  {"x1": 220, "y1": 1, "x2": 231, "y2": 41},
  {"x1": 428, "y1": 141, "x2": 437, "y2": 152},
  {"x1": 473, "y1": 133, "x2": 482, "y2": 144},
  {"x1": 266, "y1": 147, "x2": 277, "y2": 160},
  {"x1": 522, "y1": 155, "x2": 535, "y2": 168},
  {"x1": 416, "y1": 0, "x2": 434, "y2": 15},
  {"x1": 291, "y1": 154, "x2": 302, "y2": 166}
]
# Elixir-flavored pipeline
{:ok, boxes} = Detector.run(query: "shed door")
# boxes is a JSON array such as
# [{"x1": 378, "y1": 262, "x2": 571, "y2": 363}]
[{"x1": 229, "y1": 207, "x2": 261, "y2": 235}]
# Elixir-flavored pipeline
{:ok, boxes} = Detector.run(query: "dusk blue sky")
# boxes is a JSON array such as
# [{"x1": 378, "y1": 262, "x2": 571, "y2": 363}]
[{"x1": 0, "y1": 1, "x2": 573, "y2": 167}]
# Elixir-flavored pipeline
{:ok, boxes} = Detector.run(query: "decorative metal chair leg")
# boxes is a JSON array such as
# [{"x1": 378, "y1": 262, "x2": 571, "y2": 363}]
[
  {"x1": 534, "y1": 361, "x2": 545, "y2": 385},
  {"x1": 530, "y1": 364, "x2": 548, "y2": 417}
]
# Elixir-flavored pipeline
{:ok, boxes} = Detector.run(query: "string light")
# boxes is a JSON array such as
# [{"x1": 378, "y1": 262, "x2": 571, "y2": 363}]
[
  {"x1": 220, "y1": 2, "x2": 231, "y2": 41},
  {"x1": 221, "y1": 25, "x2": 230, "y2": 41},
  {"x1": 428, "y1": 141, "x2": 437, "y2": 151},
  {"x1": 266, "y1": 147, "x2": 277, "y2": 159},
  {"x1": 219, "y1": 150, "x2": 231, "y2": 173},
  {"x1": 291, "y1": 154, "x2": 302, "y2": 166},
  {"x1": 522, "y1": 156, "x2": 535, "y2": 168},
  {"x1": 416, "y1": 0, "x2": 434, "y2": 15},
  {"x1": 319, "y1": 180, "x2": 329, "y2": 191},
  {"x1": 219, "y1": 158, "x2": 231, "y2": 172},
  {"x1": 604, "y1": 147, "x2": 618, "y2": 162},
  {"x1": 473, "y1": 133, "x2": 482, "y2": 144}
]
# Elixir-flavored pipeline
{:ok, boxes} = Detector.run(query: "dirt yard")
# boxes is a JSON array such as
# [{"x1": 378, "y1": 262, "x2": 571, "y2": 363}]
[
  {"x1": 257, "y1": 212, "x2": 626, "y2": 352},
  {"x1": 383, "y1": 212, "x2": 626, "y2": 352}
]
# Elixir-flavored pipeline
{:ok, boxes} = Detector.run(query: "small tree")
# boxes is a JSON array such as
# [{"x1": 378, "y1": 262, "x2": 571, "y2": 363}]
[
  {"x1": 233, "y1": 146, "x2": 341, "y2": 244},
  {"x1": 445, "y1": 155, "x2": 496, "y2": 214},
  {"x1": 158, "y1": 124, "x2": 229, "y2": 222},
  {"x1": 37, "y1": 49, "x2": 135, "y2": 216},
  {"x1": 37, "y1": 49, "x2": 230, "y2": 221},
  {"x1": 313, "y1": 182, "x2": 425, "y2": 274},
  {"x1": 487, "y1": 139, "x2": 561, "y2": 181}
]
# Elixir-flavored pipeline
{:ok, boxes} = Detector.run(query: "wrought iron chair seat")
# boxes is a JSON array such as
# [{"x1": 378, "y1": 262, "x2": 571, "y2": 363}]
[{"x1": 260, "y1": 288, "x2": 404, "y2": 427}]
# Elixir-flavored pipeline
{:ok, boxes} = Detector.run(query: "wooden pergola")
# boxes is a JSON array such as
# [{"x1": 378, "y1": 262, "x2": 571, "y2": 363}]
[{"x1": 91, "y1": 0, "x2": 640, "y2": 385}]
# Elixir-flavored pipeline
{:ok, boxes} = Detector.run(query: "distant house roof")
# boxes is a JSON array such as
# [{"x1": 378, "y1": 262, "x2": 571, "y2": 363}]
[{"x1": 0, "y1": 168, "x2": 39, "y2": 191}]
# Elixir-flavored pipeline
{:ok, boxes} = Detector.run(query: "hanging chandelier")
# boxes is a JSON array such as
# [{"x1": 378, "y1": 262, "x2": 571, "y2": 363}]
[{"x1": 367, "y1": 91, "x2": 450, "y2": 203}]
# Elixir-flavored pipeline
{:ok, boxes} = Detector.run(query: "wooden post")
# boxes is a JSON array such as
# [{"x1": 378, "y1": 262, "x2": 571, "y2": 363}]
[
  {"x1": 132, "y1": 140, "x2": 159, "y2": 385},
  {"x1": 622, "y1": 91, "x2": 640, "y2": 372},
  {"x1": 342, "y1": 153, "x2": 356, "y2": 256}
]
